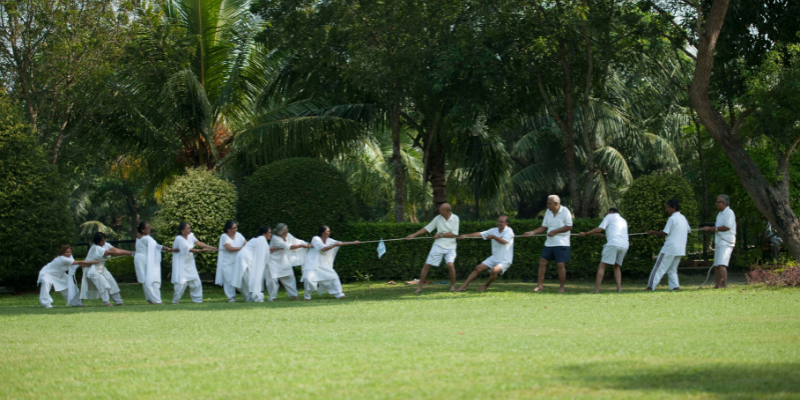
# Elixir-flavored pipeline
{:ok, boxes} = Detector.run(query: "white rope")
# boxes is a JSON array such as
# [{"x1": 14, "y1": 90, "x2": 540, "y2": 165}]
[{"x1": 351, "y1": 228, "x2": 707, "y2": 243}]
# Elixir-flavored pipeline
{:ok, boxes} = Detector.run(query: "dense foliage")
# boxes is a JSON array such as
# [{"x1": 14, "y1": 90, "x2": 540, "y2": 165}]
[
  {"x1": 0, "y1": 96, "x2": 74, "y2": 286},
  {"x1": 154, "y1": 169, "x2": 237, "y2": 274},
  {"x1": 237, "y1": 158, "x2": 358, "y2": 240},
  {"x1": 621, "y1": 173, "x2": 700, "y2": 273}
]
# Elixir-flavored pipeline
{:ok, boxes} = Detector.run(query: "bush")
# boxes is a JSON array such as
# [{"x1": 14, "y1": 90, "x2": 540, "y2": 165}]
[
  {"x1": 237, "y1": 158, "x2": 358, "y2": 241},
  {"x1": 0, "y1": 96, "x2": 74, "y2": 287},
  {"x1": 620, "y1": 172, "x2": 700, "y2": 275},
  {"x1": 746, "y1": 266, "x2": 800, "y2": 287},
  {"x1": 154, "y1": 168, "x2": 237, "y2": 274},
  {"x1": 314, "y1": 218, "x2": 609, "y2": 283}
]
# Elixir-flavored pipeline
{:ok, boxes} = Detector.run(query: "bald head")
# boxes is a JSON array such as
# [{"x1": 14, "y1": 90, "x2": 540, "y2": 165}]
[{"x1": 439, "y1": 203, "x2": 452, "y2": 219}]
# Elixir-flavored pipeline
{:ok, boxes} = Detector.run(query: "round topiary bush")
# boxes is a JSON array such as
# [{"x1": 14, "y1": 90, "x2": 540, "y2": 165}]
[
  {"x1": 153, "y1": 168, "x2": 237, "y2": 274},
  {"x1": 620, "y1": 172, "x2": 700, "y2": 275},
  {"x1": 238, "y1": 158, "x2": 358, "y2": 241},
  {"x1": 0, "y1": 97, "x2": 74, "y2": 287}
]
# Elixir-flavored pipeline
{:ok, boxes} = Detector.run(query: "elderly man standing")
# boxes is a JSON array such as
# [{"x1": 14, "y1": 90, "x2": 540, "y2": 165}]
[
  {"x1": 405, "y1": 203, "x2": 460, "y2": 293},
  {"x1": 455, "y1": 215, "x2": 514, "y2": 292},
  {"x1": 701, "y1": 194, "x2": 736, "y2": 289},
  {"x1": 578, "y1": 208, "x2": 629, "y2": 293},
  {"x1": 645, "y1": 199, "x2": 691, "y2": 291},
  {"x1": 523, "y1": 195, "x2": 573, "y2": 293}
]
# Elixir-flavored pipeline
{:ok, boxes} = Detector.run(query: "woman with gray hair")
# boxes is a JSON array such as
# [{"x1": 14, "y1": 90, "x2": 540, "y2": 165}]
[
  {"x1": 701, "y1": 194, "x2": 736, "y2": 288},
  {"x1": 267, "y1": 223, "x2": 312, "y2": 301}
]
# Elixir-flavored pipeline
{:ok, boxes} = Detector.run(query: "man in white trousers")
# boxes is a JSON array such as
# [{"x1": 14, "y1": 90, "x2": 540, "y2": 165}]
[
  {"x1": 578, "y1": 208, "x2": 629, "y2": 293},
  {"x1": 405, "y1": 203, "x2": 460, "y2": 292},
  {"x1": 645, "y1": 199, "x2": 691, "y2": 291},
  {"x1": 701, "y1": 194, "x2": 736, "y2": 289}
]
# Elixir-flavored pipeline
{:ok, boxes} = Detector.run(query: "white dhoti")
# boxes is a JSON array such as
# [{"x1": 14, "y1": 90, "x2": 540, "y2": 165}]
[{"x1": 647, "y1": 252, "x2": 681, "y2": 290}]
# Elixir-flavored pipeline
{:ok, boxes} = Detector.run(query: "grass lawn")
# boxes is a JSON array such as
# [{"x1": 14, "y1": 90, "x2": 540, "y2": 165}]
[{"x1": 1, "y1": 274, "x2": 799, "y2": 399}]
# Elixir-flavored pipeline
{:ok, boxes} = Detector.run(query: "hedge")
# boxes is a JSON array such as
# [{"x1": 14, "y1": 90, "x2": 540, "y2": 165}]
[
  {"x1": 620, "y1": 173, "x2": 700, "y2": 275},
  {"x1": 237, "y1": 158, "x2": 358, "y2": 241},
  {"x1": 154, "y1": 168, "x2": 237, "y2": 274},
  {"x1": 0, "y1": 96, "x2": 74, "y2": 286}
]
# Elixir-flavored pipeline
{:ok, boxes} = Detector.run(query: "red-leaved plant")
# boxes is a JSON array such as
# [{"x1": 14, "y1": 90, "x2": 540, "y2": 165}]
[{"x1": 746, "y1": 266, "x2": 800, "y2": 287}]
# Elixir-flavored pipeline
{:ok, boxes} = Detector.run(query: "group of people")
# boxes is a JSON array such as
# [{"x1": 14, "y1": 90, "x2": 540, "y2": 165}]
[{"x1": 37, "y1": 194, "x2": 738, "y2": 308}]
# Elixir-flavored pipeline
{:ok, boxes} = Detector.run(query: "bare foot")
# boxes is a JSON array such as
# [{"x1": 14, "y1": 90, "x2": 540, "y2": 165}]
[
  {"x1": 449, "y1": 286, "x2": 456, "y2": 292},
  {"x1": 532, "y1": 286, "x2": 543, "y2": 292},
  {"x1": 592, "y1": 289, "x2": 600, "y2": 293},
  {"x1": 105, "y1": 303, "x2": 113, "y2": 307},
  {"x1": 616, "y1": 288, "x2": 622, "y2": 293},
  {"x1": 713, "y1": 285, "x2": 720, "y2": 289},
  {"x1": 414, "y1": 287, "x2": 424, "y2": 293},
  {"x1": 672, "y1": 287, "x2": 681, "y2": 291},
  {"x1": 557, "y1": 287, "x2": 565, "y2": 293},
  {"x1": 476, "y1": 285, "x2": 488, "y2": 292},
  {"x1": 303, "y1": 298, "x2": 310, "y2": 301},
  {"x1": 455, "y1": 286, "x2": 467, "y2": 292},
  {"x1": 644, "y1": 287, "x2": 652, "y2": 291},
  {"x1": 147, "y1": 301, "x2": 153, "y2": 305},
  {"x1": 290, "y1": 296, "x2": 299, "y2": 301}
]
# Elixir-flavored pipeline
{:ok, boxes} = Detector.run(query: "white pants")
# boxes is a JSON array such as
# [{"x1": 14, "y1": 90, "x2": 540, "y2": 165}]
[
  {"x1": 226, "y1": 277, "x2": 255, "y2": 302},
  {"x1": 303, "y1": 278, "x2": 344, "y2": 300},
  {"x1": 39, "y1": 282, "x2": 83, "y2": 308},
  {"x1": 143, "y1": 281, "x2": 162, "y2": 304},
  {"x1": 267, "y1": 275, "x2": 298, "y2": 300},
  {"x1": 647, "y1": 253, "x2": 681, "y2": 290},
  {"x1": 90, "y1": 271, "x2": 123, "y2": 305},
  {"x1": 713, "y1": 244, "x2": 734, "y2": 267},
  {"x1": 173, "y1": 279, "x2": 203, "y2": 303}
]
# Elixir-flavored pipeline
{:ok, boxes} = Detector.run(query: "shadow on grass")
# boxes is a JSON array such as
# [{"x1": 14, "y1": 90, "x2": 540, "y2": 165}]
[
  {"x1": 0, "y1": 279, "x2": 754, "y2": 316},
  {"x1": 556, "y1": 361, "x2": 800, "y2": 399}
]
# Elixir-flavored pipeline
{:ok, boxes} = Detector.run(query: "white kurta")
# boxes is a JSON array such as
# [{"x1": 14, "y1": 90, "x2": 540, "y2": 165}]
[
  {"x1": 216, "y1": 232, "x2": 246, "y2": 286},
  {"x1": 38, "y1": 256, "x2": 82, "y2": 307},
  {"x1": 81, "y1": 243, "x2": 121, "y2": 300},
  {"x1": 302, "y1": 236, "x2": 341, "y2": 284},
  {"x1": 268, "y1": 234, "x2": 307, "y2": 281},
  {"x1": 135, "y1": 235, "x2": 164, "y2": 303},
  {"x1": 172, "y1": 234, "x2": 201, "y2": 285},
  {"x1": 234, "y1": 236, "x2": 269, "y2": 294}
]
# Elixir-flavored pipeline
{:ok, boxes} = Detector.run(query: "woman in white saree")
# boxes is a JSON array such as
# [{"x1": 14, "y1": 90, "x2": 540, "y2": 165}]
[
  {"x1": 267, "y1": 223, "x2": 312, "y2": 301},
  {"x1": 233, "y1": 225, "x2": 273, "y2": 302},
  {"x1": 135, "y1": 222, "x2": 178, "y2": 305},
  {"x1": 82, "y1": 232, "x2": 135, "y2": 306},
  {"x1": 216, "y1": 220, "x2": 247, "y2": 302},
  {"x1": 37, "y1": 245, "x2": 99, "y2": 308},
  {"x1": 171, "y1": 222, "x2": 217, "y2": 304},
  {"x1": 302, "y1": 225, "x2": 360, "y2": 300}
]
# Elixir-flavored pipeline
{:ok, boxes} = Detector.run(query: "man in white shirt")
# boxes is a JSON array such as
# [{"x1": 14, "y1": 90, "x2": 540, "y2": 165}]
[
  {"x1": 455, "y1": 215, "x2": 514, "y2": 292},
  {"x1": 578, "y1": 208, "x2": 629, "y2": 293},
  {"x1": 701, "y1": 194, "x2": 736, "y2": 289},
  {"x1": 645, "y1": 199, "x2": 691, "y2": 291},
  {"x1": 405, "y1": 203, "x2": 460, "y2": 292},
  {"x1": 523, "y1": 195, "x2": 573, "y2": 293}
]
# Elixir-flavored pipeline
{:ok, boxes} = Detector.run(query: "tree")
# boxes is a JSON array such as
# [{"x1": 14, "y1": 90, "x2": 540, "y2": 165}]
[
  {"x1": 0, "y1": 0, "x2": 132, "y2": 163},
  {"x1": 677, "y1": 0, "x2": 800, "y2": 260}
]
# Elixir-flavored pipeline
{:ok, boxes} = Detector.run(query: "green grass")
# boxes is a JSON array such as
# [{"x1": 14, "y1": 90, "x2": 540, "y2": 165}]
[{"x1": 1, "y1": 275, "x2": 799, "y2": 399}]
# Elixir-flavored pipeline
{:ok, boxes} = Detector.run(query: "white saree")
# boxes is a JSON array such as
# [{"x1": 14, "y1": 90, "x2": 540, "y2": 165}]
[
  {"x1": 216, "y1": 232, "x2": 246, "y2": 301},
  {"x1": 135, "y1": 235, "x2": 164, "y2": 303},
  {"x1": 301, "y1": 236, "x2": 345, "y2": 299},
  {"x1": 265, "y1": 234, "x2": 307, "y2": 300},
  {"x1": 171, "y1": 233, "x2": 203, "y2": 303}
]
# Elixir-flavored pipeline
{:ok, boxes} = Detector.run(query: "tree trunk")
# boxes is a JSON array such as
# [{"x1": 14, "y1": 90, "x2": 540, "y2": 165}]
[
  {"x1": 556, "y1": 49, "x2": 581, "y2": 214},
  {"x1": 692, "y1": 113, "x2": 711, "y2": 257},
  {"x1": 428, "y1": 137, "x2": 447, "y2": 216},
  {"x1": 690, "y1": 0, "x2": 800, "y2": 261},
  {"x1": 389, "y1": 104, "x2": 405, "y2": 222}
]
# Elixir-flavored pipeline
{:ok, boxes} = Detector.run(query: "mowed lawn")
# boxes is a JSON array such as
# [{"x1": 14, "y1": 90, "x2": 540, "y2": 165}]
[{"x1": 1, "y1": 276, "x2": 799, "y2": 399}]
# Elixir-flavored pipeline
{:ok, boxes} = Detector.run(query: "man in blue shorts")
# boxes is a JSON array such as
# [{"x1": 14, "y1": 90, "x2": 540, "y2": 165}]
[{"x1": 524, "y1": 195, "x2": 573, "y2": 293}]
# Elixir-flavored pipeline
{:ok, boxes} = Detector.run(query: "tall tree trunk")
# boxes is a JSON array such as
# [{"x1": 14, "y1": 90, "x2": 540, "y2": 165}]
[
  {"x1": 556, "y1": 49, "x2": 581, "y2": 214},
  {"x1": 692, "y1": 112, "x2": 711, "y2": 257},
  {"x1": 428, "y1": 137, "x2": 447, "y2": 215},
  {"x1": 389, "y1": 104, "x2": 405, "y2": 222},
  {"x1": 690, "y1": 0, "x2": 800, "y2": 261}
]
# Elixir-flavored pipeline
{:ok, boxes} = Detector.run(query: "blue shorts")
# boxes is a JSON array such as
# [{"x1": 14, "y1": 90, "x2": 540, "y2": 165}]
[{"x1": 541, "y1": 246, "x2": 571, "y2": 263}]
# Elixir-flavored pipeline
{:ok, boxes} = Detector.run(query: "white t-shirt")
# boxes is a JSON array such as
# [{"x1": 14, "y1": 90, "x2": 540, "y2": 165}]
[
  {"x1": 542, "y1": 206, "x2": 573, "y2": 247},
  {"x1": 480, "y1": 227, "x2": 515, "y2": 265},
  {"x1": 425, "y1": 214, "x2": 460, "y2": 249},
  {"x1": 715, "y1": 207, "x2": 736, "y2": 246},
  {"x1": 661, "y1": 212, "x2": 691, "y2": 256},
  {"x1": 599, "y1": 213, "x2": 629, "y2": 249}
]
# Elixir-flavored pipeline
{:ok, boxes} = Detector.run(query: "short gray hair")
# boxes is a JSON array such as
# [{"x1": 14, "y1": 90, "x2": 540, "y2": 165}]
[
  {"x1": 274, "y1": 223, "x2": 288, "y2": 236},
  {"x1": 548, "y1": 195, "x2": 560, "y2": 204},
  {"x1": 718, "y1": 194, "x2": 730, "y2": 206}
]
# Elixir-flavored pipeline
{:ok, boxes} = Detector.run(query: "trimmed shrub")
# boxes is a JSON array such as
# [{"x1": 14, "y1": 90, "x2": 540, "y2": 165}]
[
  {"x1": 620, "y1": 173, "x2": 700, "y2": 275},
  {"x1": 153, "y1": 168, "x2": 237, "y2": 274},
  {"x1": 0, "y1": 97, "x2": 74, "y2": 287},
  {"x1": 237, "y1": 158, "x2": 358, "y2": 241}
]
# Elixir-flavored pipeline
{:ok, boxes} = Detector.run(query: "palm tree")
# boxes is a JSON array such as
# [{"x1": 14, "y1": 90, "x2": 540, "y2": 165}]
[{"x1": 120, "y1": 0, "x2": 367, "y2": 194}]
